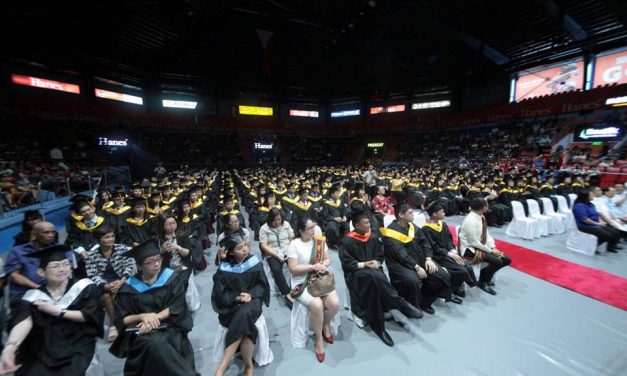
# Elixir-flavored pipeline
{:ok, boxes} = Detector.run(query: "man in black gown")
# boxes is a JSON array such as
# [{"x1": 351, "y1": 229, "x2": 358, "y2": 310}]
[
  {"x1": 340, "y1": 212, "x2": 423, "y2": 347},
  {"x1": 421, "y1": 204, "x2": 477, "y2": 300},
  {"x1": 321, "y1": 186, "x2": 349, "y2": 249},
  {"x1": 382, "y1": 202, "x2": 451, "y2": 314},
  {"x1": 110, "y1": 239, "x2": 197, "y2": 376}
]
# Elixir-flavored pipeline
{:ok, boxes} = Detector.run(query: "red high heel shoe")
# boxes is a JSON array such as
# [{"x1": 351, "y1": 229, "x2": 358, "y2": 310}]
[
  {"x1": 315, "y1": 351, "x2": 325, "y2": 362},
  {"x1": 323, "y1": 334, "x2": 334, "y2": 344}
]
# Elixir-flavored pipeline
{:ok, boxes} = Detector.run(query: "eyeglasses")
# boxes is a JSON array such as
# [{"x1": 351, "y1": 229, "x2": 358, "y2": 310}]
[
  {"x1": 46, "y1": 262, "x2": 71, "y2": 271},
  {"x1": 142, "y1": 256, "x2": 162, "y2": 266}
]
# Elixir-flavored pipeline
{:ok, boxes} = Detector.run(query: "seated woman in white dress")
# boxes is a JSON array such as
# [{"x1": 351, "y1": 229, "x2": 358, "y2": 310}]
[
  {"x1": 287, "y1": 218, "x2": 340, "y2": 363},
  {"x1": 211, "y1": 231, "x2": 270, "y2": 376}
]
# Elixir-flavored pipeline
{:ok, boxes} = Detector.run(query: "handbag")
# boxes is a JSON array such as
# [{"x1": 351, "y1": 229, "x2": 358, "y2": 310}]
[{"x1": 290, "y1": 235, "x2": 335, "y2": 298}]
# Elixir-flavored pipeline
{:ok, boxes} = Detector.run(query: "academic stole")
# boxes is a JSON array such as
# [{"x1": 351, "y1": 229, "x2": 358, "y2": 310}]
[{"x1": 289, "y1": 235, "x2": 326, "y2": 299}]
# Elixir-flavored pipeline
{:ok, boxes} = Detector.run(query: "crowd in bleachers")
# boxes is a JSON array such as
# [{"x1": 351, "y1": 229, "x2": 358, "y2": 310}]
[{"x1": 398, "y1": 120, "x2": 559, "y2": 168}]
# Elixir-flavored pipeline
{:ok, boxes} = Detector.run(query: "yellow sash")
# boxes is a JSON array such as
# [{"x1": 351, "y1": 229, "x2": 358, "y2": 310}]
[
  {"x1": 380, "y1": 223, "x2": 415, "y2": 244},
  {"x1": 422, "y1": 220, "x2": 443, "y2": 233},
  {"x1": 105, "y1": 205, "x2": 130, "y2": 216},
  {"x1": 126, "y1": 217, "x2": 148, "y2": 226},
  {"x1": 75, "y1": 216, "x2": 105, "y2": 232},
  {"x1": 324, "y1": 199, "x2": 341, "y2": 208}
]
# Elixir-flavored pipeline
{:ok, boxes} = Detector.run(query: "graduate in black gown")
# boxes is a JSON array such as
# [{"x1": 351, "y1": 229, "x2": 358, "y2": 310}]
[
  {"x1": 321, "y1": 186, "x2": 349, "y2": 249},
  {"x1": 120, "y1": 197, "x2": 156, "y2": 247},
  {"x1": 381, "y1": 202, "x2": 451, "y2": 315},
  {"x1": 110, "y1": 239, "x2": 197, "y2": 376},
  {"x1": 339, "y1": 211, "x2": 423, "y2": 347},
  {"x1": 421, "y1": 204, "x2": 477, "y2": 300},
  {"x1": 211, "y1": 231, "x2": 270, "y2": 376},
  {"x1": 65, "y1": 199, "x2": 112, "y2": 278},
  {"x1": 0, "y1": 245, "x2": 103, "y2": 376}
]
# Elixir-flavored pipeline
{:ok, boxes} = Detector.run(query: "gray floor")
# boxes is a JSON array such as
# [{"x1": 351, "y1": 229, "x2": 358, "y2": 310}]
[{"x1": 88, "y1": 214, "x2": 627, "y2": 376}]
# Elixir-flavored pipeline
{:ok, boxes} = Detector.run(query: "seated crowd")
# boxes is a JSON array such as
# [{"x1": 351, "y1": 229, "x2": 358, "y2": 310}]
[{"x1": 1, "y1": 162, "x2": 623, "y2": 375}]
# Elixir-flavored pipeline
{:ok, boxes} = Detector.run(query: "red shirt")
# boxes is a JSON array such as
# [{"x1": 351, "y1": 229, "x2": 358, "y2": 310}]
[{"x1": 372, "y1": 195, "x2": 391, "y2": 214}]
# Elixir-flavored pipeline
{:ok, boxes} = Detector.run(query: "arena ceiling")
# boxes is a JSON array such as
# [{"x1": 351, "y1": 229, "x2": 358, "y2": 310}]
[{"x1": 3, "y1": 0, "x2": 627, "y2": 101}]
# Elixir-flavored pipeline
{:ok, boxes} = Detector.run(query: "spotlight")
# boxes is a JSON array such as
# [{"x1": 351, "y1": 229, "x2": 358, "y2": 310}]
[{"x1": 368, "y1": 0, "x2": 376, "y2": 7}]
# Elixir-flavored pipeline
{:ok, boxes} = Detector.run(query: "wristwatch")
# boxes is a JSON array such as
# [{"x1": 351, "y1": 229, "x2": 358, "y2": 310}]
[{"x1": 59, "y1": 309, "x2": 68, "y2": 318}]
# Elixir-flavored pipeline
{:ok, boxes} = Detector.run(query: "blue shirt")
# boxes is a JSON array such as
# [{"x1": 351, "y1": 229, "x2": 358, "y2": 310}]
[
  {"x1": 572, "y1": 201, "x2": 600, "y2": 230},
  {"x1": 4, "y1": 242, "x2": 73, "y2": 300}
]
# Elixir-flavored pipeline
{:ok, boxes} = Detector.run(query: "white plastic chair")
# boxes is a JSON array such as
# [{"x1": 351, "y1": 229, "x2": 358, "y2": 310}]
[
  {"x1": 290, "y1": 298, "x2": 341, "y2": 349},
  {"x1": 540, "y1": 197, "x2": 567, "y2": 234},
  {"x1": 505, "y1": 201, "x2": 540, "y2": 240},
  {"x1": 555, "y1": 195, "x2": 574, "y2": 230},
  {"x1": 526, "y1": 199, "x2": 550, "y2": 236},
  {"x1": 568, "y1": 193, "x2": 577, "y2": 209},
  {"x1": 413, "y1": 212, "x2": 427, "y2": 228},
  {"x1": 566, "y1": 221, "x2": 606, "y2": 256},
  {"x1": 383, "y1": 214, "x2": 395, "y2": 228},
  {"x1": 213, "y1": 315, "x2": 274, "y2": 366}
]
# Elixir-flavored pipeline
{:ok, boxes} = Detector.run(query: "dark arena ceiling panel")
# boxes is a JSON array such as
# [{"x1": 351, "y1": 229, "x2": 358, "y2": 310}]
[{"x1": 2, "y1": 0, "x2": 627, "y2": 100}]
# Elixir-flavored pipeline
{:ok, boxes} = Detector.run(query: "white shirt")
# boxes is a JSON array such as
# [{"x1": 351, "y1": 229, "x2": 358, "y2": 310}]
[
  {"x1": 259, "y1": 221, "x2": 294, "y2": 257},
  {"x1": 459, "y1": 211, "x2": 495, "y2": 254},
  {"x1": 287, "y1": 238, "x2": 315, "y2": 286}
]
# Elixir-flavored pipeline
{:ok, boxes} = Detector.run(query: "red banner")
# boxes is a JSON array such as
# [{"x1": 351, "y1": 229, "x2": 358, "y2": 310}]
[
  {"x1": 515, "y1": 61, "x2": 584, "y2": 101},
  {"x1": 11, "y1": 74, "x2": 80, "y2": 94},
  {"x1": 594, "y1": 50, "x2": 627, "y2": 88}
]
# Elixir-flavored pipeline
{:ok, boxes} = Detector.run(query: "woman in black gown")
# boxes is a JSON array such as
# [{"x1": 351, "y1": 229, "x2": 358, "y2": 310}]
[
  {"x1": 0, "y1": 245, "x2": 103, "y2": 376},
  {"x1": 211, "y1": 231, "x2": 270, "y2": 376}
]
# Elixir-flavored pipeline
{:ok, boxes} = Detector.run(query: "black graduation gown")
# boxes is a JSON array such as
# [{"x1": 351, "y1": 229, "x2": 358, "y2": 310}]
[
  {"x1": 339, "y1": 232, "x2": 404, "y2": 323},
  {"x1": 65, "y1": 216, "x2": 113, "y2": 278},
  {"x1": 15, "y1": 279, "x2": 103, "y2": 376},
  {"x1": 421, "y1": 221, "x2": 477, "y2": 292},
  {"x1": 120, "y1": 217, "x2": 156, "y2": 245},
  {"x1": 321, "y1": 199, "x2": 349, "y2": 247},
  {"x1": 289, "y1": 201, "x2": 314, "y2": 230},
  {"x1": 110, "y1": 268, "x2": 196, "y2": 376},
  {"x1": 382, "y1": 221, "x2": 451, "y2": 308},
  {"x1": 427, "y1": 187, "x2": 454, "y2": 215},
  {"x1": 103, "y1": 204, "x2": 131, "y2": 238},
  {"x1": 211, "y1": 255, "x2": 270, "y2": 347}
]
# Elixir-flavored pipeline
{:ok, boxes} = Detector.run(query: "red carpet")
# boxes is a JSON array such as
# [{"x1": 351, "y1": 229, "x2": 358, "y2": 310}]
[{"x1": 449, "y1": 226, "x2": 627, "y2": 311}]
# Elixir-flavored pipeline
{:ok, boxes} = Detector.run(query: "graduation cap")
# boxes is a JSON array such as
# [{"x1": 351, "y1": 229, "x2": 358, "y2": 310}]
[
  {"x1": 26, "y1": 244, "x2": 70, "y2": 267},
  {"x1": 129, "y1": 196, "x2": 147, "y2": 207},
  {"x1": 297, "y1": 186, "x2": 309, "y2": 195},
  {"x1": 124, "y1": 238, "x2": 161, "y2": 263},
  {"x1": 72, "y1": 199, "x2": 93, "y2": 213},
  {"x1": 112, "y1": 192, "x2": 125, "y2": 200},
  {"x1": 425, "y1": 201, "x2": 445, "y2": 217},
  {"x1": 219, "y1": 229, "x2": 246, "y2": 252},
  {"x1": 130, "y1": 183, "x2": 142, "y2": 191},
  {"x1": 150, "y1": 190, "x2": 162, "y2": 198},
  {"x1": 392, "y1": 199, "x2": 410, "y2": 216}
]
